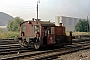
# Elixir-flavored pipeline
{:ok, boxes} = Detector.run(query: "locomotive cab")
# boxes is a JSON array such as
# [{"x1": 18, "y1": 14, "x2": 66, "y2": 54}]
[{"x1": 19, "y1": 20, "x2": 55, "y2": 49}]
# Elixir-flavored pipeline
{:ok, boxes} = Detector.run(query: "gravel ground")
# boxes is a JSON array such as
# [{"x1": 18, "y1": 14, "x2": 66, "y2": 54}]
[{"x1": 58, "y1": 48, "x2": 90, "y2": 60}]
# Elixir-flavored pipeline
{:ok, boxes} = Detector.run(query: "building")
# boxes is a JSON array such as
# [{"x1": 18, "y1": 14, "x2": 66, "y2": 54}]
[
  {"x1": 55, "y1": 16, "x2": 83, "y2": 31},
  {"x1": 0, "y1": 26, "x2": 7, "y2": 31}
]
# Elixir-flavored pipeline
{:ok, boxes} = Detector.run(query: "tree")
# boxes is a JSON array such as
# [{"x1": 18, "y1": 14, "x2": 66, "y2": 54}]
[
  {"x1": 75, "y1": 19, "x2": 89, "y2": 32},
  {"x1": 7, "y1": 17, "x2": 24, "y2": 32}
]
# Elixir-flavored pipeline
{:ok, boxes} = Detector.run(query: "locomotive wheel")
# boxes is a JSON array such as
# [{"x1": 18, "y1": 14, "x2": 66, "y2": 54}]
[
  {"x1": 34, "y1": 38, "x2": 40, "y2": 49},
  {"x1": 19, "y1": 40, "x2": 25, "y2": 47}
]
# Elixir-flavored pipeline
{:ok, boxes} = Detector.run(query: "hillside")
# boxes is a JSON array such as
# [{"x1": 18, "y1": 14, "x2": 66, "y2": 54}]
[{"x1": 0, "y1": 12, "x2": 14, "y2": 26}]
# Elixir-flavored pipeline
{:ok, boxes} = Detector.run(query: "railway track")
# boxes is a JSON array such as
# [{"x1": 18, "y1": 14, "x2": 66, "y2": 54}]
[
  {"x1": 0, "y1": 38, "x2": 89, "y2": 55},
  {"x1": 0, "y1": 38, "x2": 90, "y2": 60},
  {"x1": 0, "y1": 40, "x2": 19, "y2": 45},
  {"x1": 0, "y1": 39, "x2": 34, "y2": 55}
]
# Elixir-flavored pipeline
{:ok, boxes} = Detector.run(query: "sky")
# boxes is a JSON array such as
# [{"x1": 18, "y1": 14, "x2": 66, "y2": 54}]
[{"x1": 0, "y1": 0, "x2": 90, "y2": 22}]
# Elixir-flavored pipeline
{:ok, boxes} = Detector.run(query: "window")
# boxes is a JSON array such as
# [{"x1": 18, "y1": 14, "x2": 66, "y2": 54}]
[
  {"x1": 48, "y1": 27, "x2": 55, "y2": 34},
  {"x1": 48, "y1": 27, "x2": 51, "y2": 34},
  {"x1": 34, "y1": 25, "x2": 40, "y2": 32},
  {"x1": 51, "y1": 27, "x2": 55, "y2": 34},
  {"x1": 22, "y1": 25, "x2": 26, "y2": 32}
]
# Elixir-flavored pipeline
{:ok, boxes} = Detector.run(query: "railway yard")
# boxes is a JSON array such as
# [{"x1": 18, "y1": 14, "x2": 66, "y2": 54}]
[
  {"x1": 0, "y1": 0, "x2": 90, "y2": 60},
  {"x1": 0, "y1": 36, "x2": 90, "y2": 60}
]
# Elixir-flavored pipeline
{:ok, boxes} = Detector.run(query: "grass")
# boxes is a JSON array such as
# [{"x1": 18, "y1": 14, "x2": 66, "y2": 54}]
[
  {"x1": 0, "y1": 30, "x2": 19, "y2": 39},
  {"x1": 0, "y1": 30, "x2": 90, "y2": 38},
  {"x1": 66, "y1": 32, "x2": 90, "y2": 36}
]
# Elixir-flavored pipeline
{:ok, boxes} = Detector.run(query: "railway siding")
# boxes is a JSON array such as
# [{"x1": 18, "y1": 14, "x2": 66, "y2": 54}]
[
  {"x1": 1, "y1": 39, "x2": 90, "y2": 60},
  {"x1": 0, "y1": 37, "x2": 90, "y2": 60}
]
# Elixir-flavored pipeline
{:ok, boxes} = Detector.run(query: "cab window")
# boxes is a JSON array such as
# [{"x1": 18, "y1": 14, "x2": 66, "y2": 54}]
[
  {"x1": 48, "y1": 27, "x2": 55, "y2": 34},
  {"x1": 51, "y1": 27, "x2": 55, "y2": 34},
  {"x1": 22, "y1": 25, "x2": 26, "y2": 32},
  {"x1": 34, "y1": 25, "x2": 40, "y2": 32}
]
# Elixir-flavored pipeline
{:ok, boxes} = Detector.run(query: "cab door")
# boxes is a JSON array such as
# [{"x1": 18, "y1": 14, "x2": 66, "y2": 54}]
[
  {"x1": 47, "y1": 27, "x2": 55, "y2": 45},
  {"x1": 43, "y1": 27, "x2": 48, "y2": 45}
]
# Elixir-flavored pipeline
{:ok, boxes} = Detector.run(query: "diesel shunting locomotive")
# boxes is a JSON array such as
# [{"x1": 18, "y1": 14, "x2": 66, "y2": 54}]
[{"x1": 17, "y1": 19, "x2": 72, "y2": 49}]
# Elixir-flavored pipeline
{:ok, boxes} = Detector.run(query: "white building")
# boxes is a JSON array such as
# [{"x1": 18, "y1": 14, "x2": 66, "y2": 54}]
[
  {"x1": 0, "y1": 26, "x2": 7, "y2": 31},
  {"x1": 55, "y1": 16, "x2": 83, "y2": 31}
]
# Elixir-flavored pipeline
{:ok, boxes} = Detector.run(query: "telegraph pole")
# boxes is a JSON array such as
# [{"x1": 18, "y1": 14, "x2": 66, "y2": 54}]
[
  {"x1": 36, "y1": 0, "x2": 40, "y2": 21},
  {"x1": 87, "y1": 14, "x2": 89, "y2": 32}
]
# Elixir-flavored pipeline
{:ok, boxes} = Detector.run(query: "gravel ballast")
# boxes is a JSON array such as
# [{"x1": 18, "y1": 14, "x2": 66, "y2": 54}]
[{"x1": 58, "y1": 48, "x2": 90, "y2": 60}]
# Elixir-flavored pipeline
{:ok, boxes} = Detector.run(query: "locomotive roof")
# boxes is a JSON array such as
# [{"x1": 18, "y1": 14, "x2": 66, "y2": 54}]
[
  {"x1": 20, "y1": 21, "x2": 55, "y2": 26},
  {"x1": 38, "y1": 21, "x2": 55, "y2": 26}
]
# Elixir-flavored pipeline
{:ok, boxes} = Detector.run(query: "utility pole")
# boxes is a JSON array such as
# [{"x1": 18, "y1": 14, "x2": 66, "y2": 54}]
[
  {"x1": 36, "y1": 0, "x2": 40, "y2": 21},
  {"x1": 87, "y1": 14, "x2": 89, "y2": 32}
]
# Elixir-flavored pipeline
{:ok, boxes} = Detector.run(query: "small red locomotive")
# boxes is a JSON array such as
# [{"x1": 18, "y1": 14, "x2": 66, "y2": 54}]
[{"x1": 18, "y1": 19, "x2": 72, "y2": 49}]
